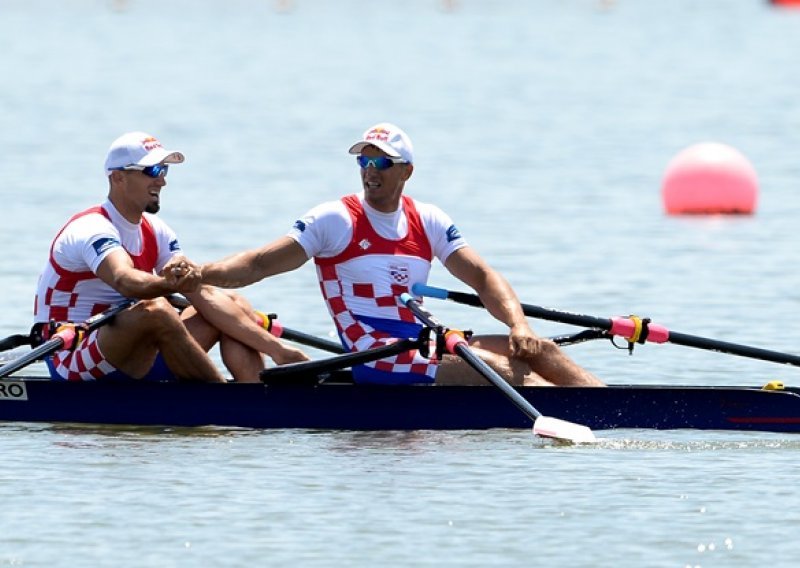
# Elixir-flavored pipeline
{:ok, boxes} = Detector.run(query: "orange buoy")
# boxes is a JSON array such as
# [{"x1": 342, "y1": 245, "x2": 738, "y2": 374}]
[
  {"x1": 770, "y1": 0, "x2": 800, "y2": 7},
  {"x1": 661, "y1": 142, "x2": 758, "y2": 215}
]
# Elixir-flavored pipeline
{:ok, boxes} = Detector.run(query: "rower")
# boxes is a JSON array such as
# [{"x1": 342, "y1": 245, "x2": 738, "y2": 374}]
[{"x1": 200, "y1": 122, "x2": 604, "y2": 387}]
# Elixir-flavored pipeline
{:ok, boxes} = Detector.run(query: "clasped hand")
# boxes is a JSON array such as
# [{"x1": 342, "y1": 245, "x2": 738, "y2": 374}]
[{"x1": 162, "y1": 256, "x2": 202, "y2": 293}]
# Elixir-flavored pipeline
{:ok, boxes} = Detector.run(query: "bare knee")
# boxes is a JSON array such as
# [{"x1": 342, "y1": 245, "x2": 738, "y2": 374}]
[
  {"x1": 228, "y1": 291, "x2": 254, "y2": 312},
  {"x1": 121, "y1": 297, "x2": 183, "y2": 336}
]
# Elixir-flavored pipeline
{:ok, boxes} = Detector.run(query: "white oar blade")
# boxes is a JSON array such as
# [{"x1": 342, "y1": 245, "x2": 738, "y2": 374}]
[{"x1": 533, "y1": 416, "x2": 597, "y2": 444}]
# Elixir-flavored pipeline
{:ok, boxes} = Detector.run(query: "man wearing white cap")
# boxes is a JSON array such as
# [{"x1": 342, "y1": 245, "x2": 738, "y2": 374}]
[
  {"x1": 202, "y1": 123, "x2": 603, "y2": 386},
  {"x1": 33, "y1": 131, "x2": 307, "y2": 383}
]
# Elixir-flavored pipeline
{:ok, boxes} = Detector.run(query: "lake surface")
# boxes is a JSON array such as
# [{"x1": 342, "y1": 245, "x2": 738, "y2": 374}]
[{"x1": 2, "y1": 0, "x2": 800, "y2": 565}]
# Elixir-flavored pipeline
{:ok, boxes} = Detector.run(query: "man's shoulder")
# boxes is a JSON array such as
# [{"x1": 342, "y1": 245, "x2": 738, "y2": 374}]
[
  {"x1": 51, "y1": 208, "x2": 119, "y2": 266},
  {"x1": 303, "y1": 198, "x2": 350, "y2": 220},
  {"x1": 61, "y1": 206, "x2": 116, "y2": 236}
]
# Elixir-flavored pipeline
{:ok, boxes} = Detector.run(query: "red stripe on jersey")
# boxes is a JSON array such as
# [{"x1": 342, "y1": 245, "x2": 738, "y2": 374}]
[
  {"x1": 42, "y1": 205, "x2": 160, "y2": 323},
  {"x1": 315, "y1": 195, "x2": 433, "y2": 267}
]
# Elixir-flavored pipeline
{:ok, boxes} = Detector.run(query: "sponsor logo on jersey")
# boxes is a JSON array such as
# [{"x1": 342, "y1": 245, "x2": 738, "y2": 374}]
[
  {"x1": 445, "y1": 224, "x2": 462, "y2": 243},
  {"x1": 358, "y1": 238, "x2": 371, "y2": 250},
  {"x1": 169, "y1": 239, "x2": 181, "y2": 252},
  {"x1": 389, "y1": 263, "x2": 410, "y2": 285},
  {"x1": 92, "y1": 236, "x2": 121, "y2": 256},
  {"x1": 293, "y1": 220, "x2": 306, "y2": 232}
]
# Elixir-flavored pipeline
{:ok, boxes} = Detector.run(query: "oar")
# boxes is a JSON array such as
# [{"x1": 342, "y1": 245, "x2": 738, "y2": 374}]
[
  {"x1": 0, "y1": 299, "x2": 136, "y2": 378},
  {"x1": 0, "y1": 333, "x2": 33, "y2": 353},
  {"x1": 167, "y1": 293, "x2": 346, "y2": 355},
  {"x1": 399, "y1": 293, "x2": 596, "y2": 444},
  {"x1": 262, "y1": 330, "x2": 607, "y2": 385},
  {"x1": 260, "y1": 337, "x2": 421, "y2": 384},
  {"x1": 413, "y1": 283, "x2": 800, "y2": 368},
  {"x1": 265, "y1": 319, "x2": 345, "y2": 354}
]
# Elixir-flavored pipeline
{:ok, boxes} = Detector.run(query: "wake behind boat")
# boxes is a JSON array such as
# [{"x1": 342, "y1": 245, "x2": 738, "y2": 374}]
[{"x1": 1, "y1": 373, "x2": 799, "y2": 432}]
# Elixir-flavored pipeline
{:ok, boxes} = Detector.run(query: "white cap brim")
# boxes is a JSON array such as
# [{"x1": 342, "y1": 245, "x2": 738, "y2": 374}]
[
  {"x1": 137, "y1": 149, "x2": 185, "y2": 167},
  {"x1": 348, "y1": 140, "x2": 402, "y2": 159}
]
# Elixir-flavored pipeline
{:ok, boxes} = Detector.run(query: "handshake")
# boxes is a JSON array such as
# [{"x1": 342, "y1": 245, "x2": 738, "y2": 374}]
[{"x1": 162, "y1": 256, "x2": 203, "y2": 293}]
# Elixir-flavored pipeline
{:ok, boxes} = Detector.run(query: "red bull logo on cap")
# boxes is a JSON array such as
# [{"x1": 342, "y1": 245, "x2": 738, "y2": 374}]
[
  {"x1": 365, "y1": 127, "x2": 391, "y2": 143},
  {"x1": 141, "y1": 136, "x2": 163, "y2": 151}
]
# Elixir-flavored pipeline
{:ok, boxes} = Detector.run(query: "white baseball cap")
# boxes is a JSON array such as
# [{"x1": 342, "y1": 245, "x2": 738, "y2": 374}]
[
  {"x1": 348, "y1": 123, "x2": 414, "y2": 164},
  {"x1": 104, "y1": 131, "x2": 185, "y2": 176}
]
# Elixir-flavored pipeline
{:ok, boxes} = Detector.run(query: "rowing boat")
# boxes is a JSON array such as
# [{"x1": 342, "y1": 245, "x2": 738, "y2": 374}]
[
  {"x1": 4, "y1": 294, "x2": 800, "y2": 435},
  {"x1": 1, "y1": 373, "x2": 798, "y2": 432}
]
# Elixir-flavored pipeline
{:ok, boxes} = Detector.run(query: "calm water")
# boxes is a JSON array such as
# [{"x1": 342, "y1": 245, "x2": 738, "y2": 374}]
[{"x1": 2, "y1": 0, "x2": 800, "y2": 565}]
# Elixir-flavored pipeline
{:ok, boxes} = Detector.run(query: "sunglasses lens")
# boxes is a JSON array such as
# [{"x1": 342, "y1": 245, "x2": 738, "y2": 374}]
[
  {"x1": 356, "y1": 156, "x2": 394, "y2": 170},
  {"x1": 142, "y1": 164, "x2": 168, "y2": 178}
]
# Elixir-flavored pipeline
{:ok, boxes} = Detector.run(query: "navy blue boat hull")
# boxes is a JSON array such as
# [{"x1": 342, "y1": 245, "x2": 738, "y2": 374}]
[{"x1": 1, "y1": 377, "x2": 800, "y2": 432}]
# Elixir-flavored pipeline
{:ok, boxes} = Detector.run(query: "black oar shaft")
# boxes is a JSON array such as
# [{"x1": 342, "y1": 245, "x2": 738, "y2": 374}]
[
  {"x1": 0, "y1": 299, "x2": 135, "y2": 378},
  {"x1": 443, "y1": 289, "x2": 612, "y2": 330},
  {"x1": 278, "y1": 327, "x2": 346, "y2": 354},
  {"x1": 168, "y1": 293, "x2": 346, "y2": 355},
  {"x1": 260, "y1": 338, "x2": 419, "y2": 381},
  {"x1": 0, "y1": 334, "x2": 32, "y2": 353},
  {"x1": 452, "y1": 341, "x2": 542, "y2": 420},
  {"x1": 399, "y1": 293, "x2": 543, "y2": 422},
  {"x1": 666, "y1": 331, "x2": 800, "y2": 366},
  {"x1": 0, "y1": 337, "x2": 68, "y2": 378},
  {"x1": 414, "y1": 284, "x2": 800, "y2": 368}
]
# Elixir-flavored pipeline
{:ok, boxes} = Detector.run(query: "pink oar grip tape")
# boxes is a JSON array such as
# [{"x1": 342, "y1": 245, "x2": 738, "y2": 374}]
[
  {"x1": 56, "y1": 327, "x2": 77, "y2": 350},
  {"x1": 609, "y1": 318, "x2": 670, "y2": 344},
  {"x1": 445, "y1": 331, "x2": 468, "y2": 354}
]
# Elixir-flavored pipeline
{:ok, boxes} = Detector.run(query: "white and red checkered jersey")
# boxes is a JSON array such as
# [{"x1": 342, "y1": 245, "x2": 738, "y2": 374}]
[
  {"x1": 288, "y1": 193, "x2": 467, "y2": 383},
  {"x1": 34, "y1": 200, "x2": 181, "y2": 324}
]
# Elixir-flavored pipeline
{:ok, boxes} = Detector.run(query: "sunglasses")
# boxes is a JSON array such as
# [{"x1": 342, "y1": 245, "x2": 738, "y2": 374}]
[
  {"x1": 113, "y1": 164, "x2": 169, "y2": 178},
  {"x1": 356, "y1": 155, "x2": 406, "y2": 170}
]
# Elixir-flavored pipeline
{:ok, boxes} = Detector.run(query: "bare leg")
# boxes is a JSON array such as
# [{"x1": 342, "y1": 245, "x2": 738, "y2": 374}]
[
  {"x1": 180, "y1": 305, "x2": 220, "y2": 351},
  {"x1": 97, "y1": 298, "x2": 226, "y2": 383},
  {"x1": 469, "y1": 334, "x2": 604, "y2": 386},
  {"x1": 186, "y1": 286, "x2": 309, "y2": 364},
  {"x1": 434, "y1": 349, "x2": 551, "y2": 386},
  {"x1": 181, "y1": 304, "x2": 264, "y2": 382},
  {"x1": 220, "y1": 336, "x2": 264, "y2": 383}
]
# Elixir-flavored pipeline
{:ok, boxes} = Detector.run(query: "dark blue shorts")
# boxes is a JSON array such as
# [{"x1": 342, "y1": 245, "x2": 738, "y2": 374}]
[
  {"x1": 46, "y1": 353, "x2": 177, "y2": 382},
  {"x1": 343, "y1": 316, "x2": 437, "y2": 385}
]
